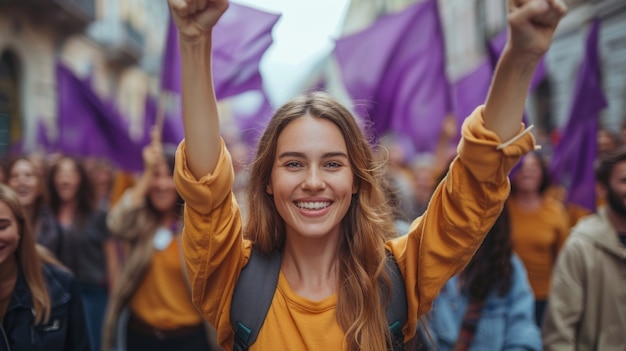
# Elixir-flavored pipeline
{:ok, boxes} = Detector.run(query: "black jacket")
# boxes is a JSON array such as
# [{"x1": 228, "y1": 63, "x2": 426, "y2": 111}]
[{"x1": 1, "y1": 264, "x2": 91, "y2": 351}]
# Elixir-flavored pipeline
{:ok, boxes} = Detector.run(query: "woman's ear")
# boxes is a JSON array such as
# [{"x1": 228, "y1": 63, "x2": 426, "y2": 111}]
[{"x1": 266, "y1": 182, "x2": 273, "y2": 195}]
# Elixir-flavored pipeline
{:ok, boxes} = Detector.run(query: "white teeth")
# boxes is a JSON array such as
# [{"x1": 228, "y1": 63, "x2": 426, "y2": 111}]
[{"x1": 296, "y1": 201, "x2": 330, "y2": 210}]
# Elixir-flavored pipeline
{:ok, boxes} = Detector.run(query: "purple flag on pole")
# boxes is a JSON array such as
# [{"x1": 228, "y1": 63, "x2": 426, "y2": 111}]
[
  {"x1": 334, "y1": 0, "x2": 451, "y2": 153},
  {"x1": 56, "y1": 63, "x2": 143, "y2": 171},
  {"x1": 549, "y1": 19, "x2": 606, "y2": 212},
  {"x1": 160, "y1": 4, "x2": 280, "y2": 99}
]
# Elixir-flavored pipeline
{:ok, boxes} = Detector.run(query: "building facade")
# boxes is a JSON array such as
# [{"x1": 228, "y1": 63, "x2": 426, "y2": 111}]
[{"x1": 0, "y1": 0, "x2": 169, "y2": 157}]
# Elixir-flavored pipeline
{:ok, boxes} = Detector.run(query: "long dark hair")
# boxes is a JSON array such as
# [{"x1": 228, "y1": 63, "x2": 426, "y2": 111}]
[{"x1": 461, "y1": 205, "x2": 514, "y2": 300}]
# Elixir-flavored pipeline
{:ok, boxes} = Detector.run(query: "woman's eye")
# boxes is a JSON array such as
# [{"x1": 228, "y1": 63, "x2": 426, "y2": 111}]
[
  {"x1": 285, "y1": 161, "x2": 301, "y2": 168},
  {"x1": 326, "y1": 162, "x2": 341, "y2": 168}
]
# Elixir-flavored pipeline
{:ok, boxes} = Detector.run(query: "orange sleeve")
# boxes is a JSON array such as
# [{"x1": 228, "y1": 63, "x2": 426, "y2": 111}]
[
  {"x1": 386, "y1": 106, "x2": 536, "y2": 342},
  {"x1": 174, "y1": 138, "x2": 251, "y2": 348}
]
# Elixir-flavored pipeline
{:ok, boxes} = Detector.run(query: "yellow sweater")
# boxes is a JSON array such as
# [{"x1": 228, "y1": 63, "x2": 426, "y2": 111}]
[
  {"x1": 129, "y1": 238, "x2": 204, "y2": 329},
  {"x1": 508, "y1": 197, "x2": 570, "y2": 299},
  {"x1": 174, "y1": 106, "x2": 535, "y2": 350}
]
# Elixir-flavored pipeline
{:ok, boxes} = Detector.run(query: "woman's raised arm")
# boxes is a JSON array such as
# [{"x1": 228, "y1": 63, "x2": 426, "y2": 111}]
[
  {"x1": 168, "y1": 0, "x2": 229, "y2": 179},
  {"x1": 484, "y1": 0, "x2": 566, "y2": 141}
]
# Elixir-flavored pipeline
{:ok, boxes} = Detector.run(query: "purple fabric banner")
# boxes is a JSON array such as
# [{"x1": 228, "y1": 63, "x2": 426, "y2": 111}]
[
  {"x1": 452, "y1": 58, "x2": 492, "y2": 143},
  {"x1": 334, "y1": 0, "x2": 451, "y2": 153},
  {"x1": 160, "y1": 4, "x2": 280, "y2": 99},
  {"x1": 56, "y1": 63, "x2": 143, "y2": 171},
  {"x1": 160, "y1": 14, "x2": 182, "y2": 94},
  {"x1": 549, "y1": 19, "x2": 607, "y2": 212},
  {"x1": 212, "y1": 3, "x2": 280, "y2": 100}
]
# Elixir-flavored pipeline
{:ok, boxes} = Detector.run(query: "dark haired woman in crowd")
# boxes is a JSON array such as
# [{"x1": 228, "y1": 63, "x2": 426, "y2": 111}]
[
  {"x1": 0, "y1": 183, "x2": 90, "y2": 350},
  {"x1": 427, "y1": 206, "x2": 541, "y2": 350},
  {"x1": 47, "y1": 156, "x2": 111, "y2": 349}
]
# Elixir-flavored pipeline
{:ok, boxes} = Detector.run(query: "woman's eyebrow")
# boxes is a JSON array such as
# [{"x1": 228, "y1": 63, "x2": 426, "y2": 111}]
[{"x1": 277, "y1": 151, "x2": 348, "y2": 159}]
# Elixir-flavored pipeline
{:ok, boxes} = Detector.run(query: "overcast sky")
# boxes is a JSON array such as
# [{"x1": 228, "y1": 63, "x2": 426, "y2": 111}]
[{"x1": 233, "y1": 0, "x2": 350, "y2": 105}]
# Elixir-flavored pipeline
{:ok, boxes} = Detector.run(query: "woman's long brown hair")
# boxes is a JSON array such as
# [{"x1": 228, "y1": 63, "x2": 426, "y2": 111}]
[
  {"x1": 0, "y1": 184, "x2": 51, "y2": 324},
  {"x1": 244, "y1": 92, "x2": 399, "y2": 351}
]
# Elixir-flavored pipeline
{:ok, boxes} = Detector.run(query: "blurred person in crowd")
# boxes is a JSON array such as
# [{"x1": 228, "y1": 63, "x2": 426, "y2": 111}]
[
  {"x1": 597, "y1": 128, "x2": 620, "y2": 157},
  {"x1": 47, "y1": 156, "x2": 111, "y2": 350},
  {"x1": 508, "y1": 152, "x2": 570, "y2": 326},
  {"x1": 168, "y1": 0, "x2": 565, "y2": 349},
  {"x1": 378, "y1": 132, "x2": 418, "y2": 220},
  {"x1": 409, "y1": 114, "x2": 459, "y2": 218},
  {"x1": 102, "y1": 131, "x2": 219, "y2": 351},
  {"x1": 6, "y1": 156, "x2": 62, "y2": 250},
  {"x1": 0, "y1": 183, "x2": 91, "y2": 350},
  {"x1": 409, "y1": 153, "x2": 437, "y2": 218},
  {"x1": 427, "y1": 206, "x2": 541, "y2": 350},
  {"x1": 542, "y1": 147, "x2": 626, "y2": 350},
  {"x1": 85, "y1": 157, "x2": 115, "y2": 211},
  {"x1": 84, "y1": 156, "x2": 125, "y2": 311}
]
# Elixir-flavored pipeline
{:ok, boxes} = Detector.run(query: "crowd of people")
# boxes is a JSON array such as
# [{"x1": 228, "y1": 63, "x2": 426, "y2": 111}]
[{"x1": 0, "y1": 0, "x2": 623, "y2": 350}]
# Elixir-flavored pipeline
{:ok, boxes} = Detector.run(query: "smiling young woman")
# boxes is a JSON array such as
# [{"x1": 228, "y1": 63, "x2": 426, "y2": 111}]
[{"x1": 167, "y1": 0, "x2": 567, "y2": 350}]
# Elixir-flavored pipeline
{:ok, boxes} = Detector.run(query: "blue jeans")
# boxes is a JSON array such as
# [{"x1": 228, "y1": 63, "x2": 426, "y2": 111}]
[{"x1": 79, "y1": 282, "x2": 108, "y2": 351}]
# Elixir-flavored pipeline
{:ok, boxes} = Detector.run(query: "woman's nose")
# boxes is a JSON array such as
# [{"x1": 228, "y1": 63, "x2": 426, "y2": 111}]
[{"x1": 302, "y1": 168, "x2": 325, "y2": 191}]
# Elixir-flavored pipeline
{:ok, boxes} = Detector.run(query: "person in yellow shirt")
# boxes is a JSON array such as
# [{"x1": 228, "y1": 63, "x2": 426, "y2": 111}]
[
  {"x1": 101, "y1": 133, "x2": 219, "y2": 351},
  {"x1": 168, "y1": 0, "x2": 566, "y2": 350},
  {"x1": 508, "y1": 152, "x2": 570, "y2": 326}
]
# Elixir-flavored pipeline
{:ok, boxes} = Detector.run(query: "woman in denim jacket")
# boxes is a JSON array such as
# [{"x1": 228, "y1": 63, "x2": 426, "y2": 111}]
[
  {"x1": 0, "y1": 184, "x2": 91, "y2": 350},
  {"x1": 427, "y1": 206, "x2": 541, "y2": 351}
]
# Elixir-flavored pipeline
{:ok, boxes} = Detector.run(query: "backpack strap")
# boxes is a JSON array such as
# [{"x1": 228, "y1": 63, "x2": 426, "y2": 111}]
[
  {"x1": 231, "y1": 249, "x2": 281, "y2": 351},
  {"x1": 384, "y1": 253, "x2": 408, "y2": 351},
  {"x1": 231, "y1": 250, "x2": 407, "y2": 351}
]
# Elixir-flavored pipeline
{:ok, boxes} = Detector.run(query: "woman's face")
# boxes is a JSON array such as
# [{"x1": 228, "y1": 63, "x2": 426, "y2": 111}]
[
  {"x1": 8, "y1": 159, "x2": 41, "y2": 208},
  {"x1": 513, "y1": 154, "x2": 543, "y2": 193},
  {"x1": 0, "y1": 200, "x2": 20, "y2": 265},
  {"x1": 53, "y1": 159, "x2": 81, "y2": 203},
  {"x1": 148, "y1": 161, "x2": 178, "y2": 214},
  {"x1": 266, "y1": 116, "x2": 356, "y2": 243}
]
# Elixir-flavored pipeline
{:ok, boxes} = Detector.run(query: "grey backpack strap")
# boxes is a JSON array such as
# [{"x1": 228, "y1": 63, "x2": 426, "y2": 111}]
[
  {"x1": 384, "y1": 253, "x2": 408, "y2": 351},
  {"x1": 231, "y1": 250, "x2": 281, "y2": 351},
  {"x1": 231, "y1": 250, "x2": 406, "y2": 351}
]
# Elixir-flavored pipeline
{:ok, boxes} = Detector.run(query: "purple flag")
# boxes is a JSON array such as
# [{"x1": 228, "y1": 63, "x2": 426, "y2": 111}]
[
  {"x1": 488, "y1": 29, "x2": 546, "y2": 91},
  {"x1": 452, "y1": 58, "x2": 493, "y2": 142},
  {"x1": 56, "y1": 63, "x2": 143, "y2": 171},
  {"x1": 549, "y1": 19, "x2": 606, "y2": 212},
  {"x1": 161, "y1": 14, "x2": 182, "y2": 94},
  {"x1": 334, "y1": 0, "x2": 451, "y2": 153},
  {"x1": 212, "y1": 3, "x2": 280, "y2": 100},
  {"x1": 160, "y1": 4, "x2": 280, "y2": 99}
]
